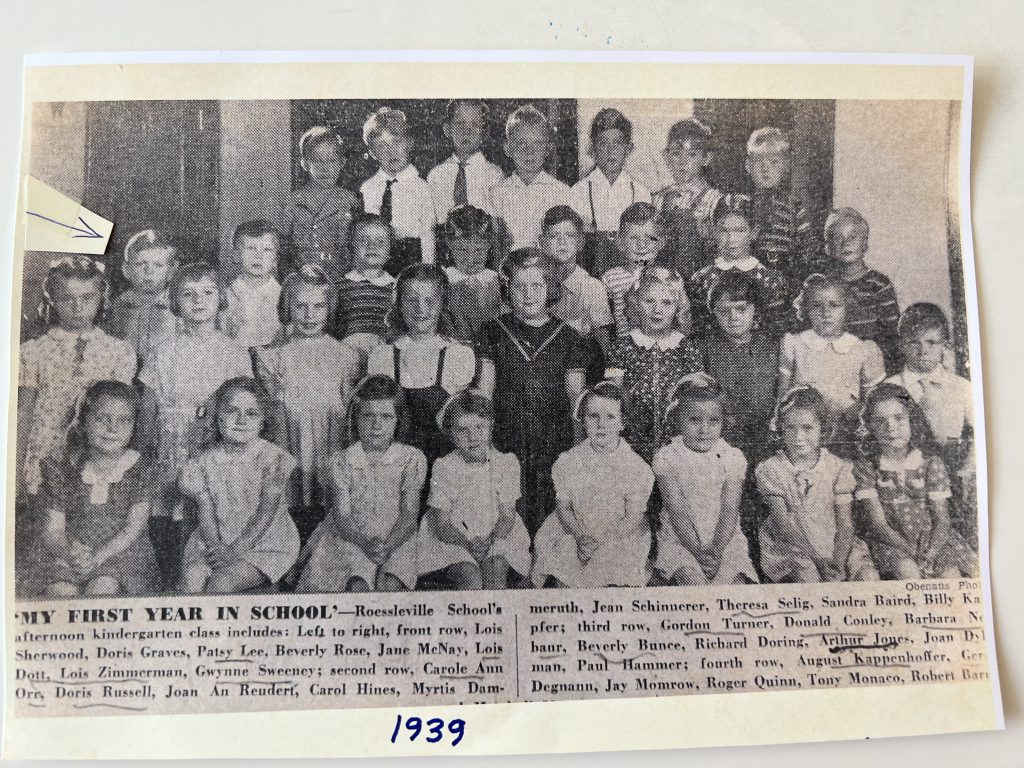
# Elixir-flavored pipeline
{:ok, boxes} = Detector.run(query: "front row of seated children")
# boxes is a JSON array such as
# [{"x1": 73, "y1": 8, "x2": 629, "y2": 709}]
[{"x1": 20, "y1": 366, "x2": 976, "y2": 598}]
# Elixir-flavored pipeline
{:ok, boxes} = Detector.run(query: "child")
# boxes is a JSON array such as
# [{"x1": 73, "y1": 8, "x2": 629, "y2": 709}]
[
  {"x1": 221, "y1": 220, "x2": 284, "y2": 349},
  {"x1": 854, "y1": 382, "x2": 977, "y2": 579},
  {"x1": 886, "y1": 303, "x2": 975, "y2": 542},
  {"x1": 653, "y1": 376, "x2": 758, "y2": 585},
  {"x1": 779, "y1": 274, "x2": 885, "y2": 428},
  {"x1": 427, "y1": 99, "x2": 505, "y2": 221},
  {"x1": 490, "y1": 105, "x2": 571, "y2": 251},
  {"x1": 745, "y1": 127, "x2": 821, "y2": 290},
  {"x1": 286, "y1": 125, "x2": 359, "y2": 280},
  {"x1": 106, "y1": 229, "x2": 179, "y2": 360},
  {"x1": 254, "y1": 265, "x2": 361, "y2": 538},
  {"x1": 605, "y1": 265, "x2": 702, "y2": 464},
  {"x1": 476, "y1": 248, "x2": 588, "y2": 535},
  {"x1": 756, "y1": 386, "x2": 876, "y2": 583},
  {"x1": 699, "y1": 270, "x2": 779, "y2": 460},
  {"x1": 441, "y1": 204, "x2": 502, "y2": 344},
  {"x1": 602, "y1": 202, "x2": 693, "y2": 339},
  {"x1": 334, "y1": 214, "x2": 398, "y2": 366},
  {"x1": 569, "y1": 108, "x2": 651, "y2": 275},
  {"x1": 179, "y1": 377, "x2": 300, "y2": 594},
  {"x1": 533, "y1": 382, "x2": 654, "y2": 588},
  {"x1": 655, "y1": 118, "x2": 722, "y2": 272},
  {"x1": 297, "y1": 375, "x2": 425, "y2": 593},
  {"x1": 824, "y1": 207, "x2": 901, "y2": 372},
  {"x1": 360, "y1": 107, "x2": 435, "y2": 272},
  {"x1": 541, "y1": 205, "x2": 613, "y2": 362},
  {"x1": 688, "y1": 195, "x2": 790, "y2": 338},
  {"x1": 19, "y1": 257, "x2": 136, "y2": 497},
  {"x1": 137, "y1": 262, "x2": 253, "y2": 587},
  {"x1": 22, "y1": 380, "x2": 159, "y2": 598},
  {"x1": 418, "y1": 391, "x2": 531, "y2": 589},
  {"x1": 367, "y1": 264, "x2": 476, "y2": 464}
]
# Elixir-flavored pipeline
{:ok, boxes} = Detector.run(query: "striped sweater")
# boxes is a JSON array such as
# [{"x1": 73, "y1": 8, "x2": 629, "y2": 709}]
[{"x1": 842, "y1": 268, "x2": 901, "y2": 373}]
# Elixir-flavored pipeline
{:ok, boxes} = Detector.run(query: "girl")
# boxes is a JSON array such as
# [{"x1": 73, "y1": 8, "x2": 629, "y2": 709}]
[
  {"x1": 286, "y1": 126, "x2": 360, "y2": 280},
  {"x1": 605, "y1": 265, "x2": 702, "y2": 464},
  {"x1": 254, "y1": 265, "x2": 362, "y2": 539},
  {"x1": 138, "y1": 262, "x2": 252, "y2": 587},
  {"x1": 441, "y1": 204, "x2": 502, "y2": 344},
  {"x1": 779, "y1": 274, "x2": 886, "y2": 442},
  {"x1": 19, "y1": 257, "x2": 136, "y2": 497},
  {"x1": 22, "y1": 380, "x2": 159, "y2": 598},
  {"x1": 367, "y1": 264, "x2": 475, "y2": 464},
  {"x1": 476, "y1": 248, "x2": 588, "y2": 535},
  {"x1": 418, "y1": 391, "x2": 531, "y2": 589},
  {"x1": 653, "y1": 376, "x2": 758, "y2": 585},
  {"x1": 297, "y1": 376, "x2": 425, "y2": 593},
  {"x1": 179, "y1": 377, "x2": 300, "y2": 594},
  {"x1": 855, "y1": 382, "x2": 977, "y2": 579},
  {"x1": 756, "y1": 386, "x2": 876, "y2": 583},
  {"x1": 334, "y1": 213, "x2": 397, "y2": 366},
  {"x1": 532, "y1": 382, "x2": 654, "y2": 588}
]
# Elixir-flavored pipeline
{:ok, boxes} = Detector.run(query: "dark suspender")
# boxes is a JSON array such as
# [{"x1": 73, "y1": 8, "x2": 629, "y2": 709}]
[{"x1": 393, "y1": 344, "x2": 448, "y2": 384}]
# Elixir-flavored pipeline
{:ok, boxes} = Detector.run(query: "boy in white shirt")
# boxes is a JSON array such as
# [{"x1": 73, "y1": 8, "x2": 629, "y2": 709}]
[
  {"x1": 490, "y1": 104, "x2": 571, "y2": 252},
  {"x1": 360, "y1": 107, "x2": 436, "y2": 273},
  {"x1": 427, "y1": 99, "x2": 505, "y2": 223}
]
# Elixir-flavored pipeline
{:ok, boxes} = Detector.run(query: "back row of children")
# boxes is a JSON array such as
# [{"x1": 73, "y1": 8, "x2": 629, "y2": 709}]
[{"x1": 15, "y1": 102, "x2": 977, "y2": 599}]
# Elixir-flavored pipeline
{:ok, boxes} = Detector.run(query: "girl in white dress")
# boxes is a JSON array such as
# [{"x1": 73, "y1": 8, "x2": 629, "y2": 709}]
[
  {"x1": 653, "y1": 375, "x2": 758, "y2": 585},
  {"x1": 297, "y1": 375, "x2": 425, "y2": 592},
  {"x1": 254, "y1": 265, "x2": 361, "y2": 539},
  {"x1": 179, "y1": 377, "x2": 300, "y2": 594},
  {"x1": 418, "y1": 391, "x2": 531, "y2": 589},
  {"x1": 532, "y1": 381, "x2": 654, "y2": 588}
]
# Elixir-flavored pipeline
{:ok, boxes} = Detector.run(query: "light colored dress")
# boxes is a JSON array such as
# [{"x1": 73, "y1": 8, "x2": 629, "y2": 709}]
[
  {"x1": 296, "y1": 443, "x2": 427, "y2": 592},
  {"x1": 417, "y1": 449, "x2": 531, "y2": 577},
  {"x1": 221, "y1": 276, "x2": 283, "y2": 349},
  {"x1": 780, "y1": 330, "x2": 885, "y2": 417},
  {"x1": 653, "y1": 437, "x2": 757, "y2": 584},
  {"x1": 180, "y1": 438, "x2": 300, "y2": 582},
  {"x1": 138, "y1": 330, "x2": 252, "y2": 516},
  {"x1": 255, "y1": 334, "x2": 361, "y2": 506},
  {"x1": 19, "y1": 327, "x2": 136, "y2": 494},
  {"x1": 532, "y1": 440, "x2": 654, "y2": 588},
  {"x1": 756, "y1": 449, "x2": 876, "y2": 582}
]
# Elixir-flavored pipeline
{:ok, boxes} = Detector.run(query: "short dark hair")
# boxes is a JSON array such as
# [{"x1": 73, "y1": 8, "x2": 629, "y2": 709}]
[
  {"x1": 775, "y1": 385, "x2": 834, "y2": 441},
  {"x1": 349, "y1": 374, "x2": 410, "y2": 443},
  {"x1": 618, "y1": 201, "x2": 659, "y2": 230},
  {"x1": 233, "y1": 219, "x2": 280, "y2": 250},
  {"x1": 898, "y1": 302, "x2": 950, "y2": 342},
  {"x1": 168, "y1": 261, "x2": 225, "y2": 317},
  {"x1": 439, "y1": 390, "x2": 495, "y2": 437},
  {"x1": 707, "y1": 270, "x2": 763, "y2": 314},
  {"x1": 575, "y1": 380, "x2": 624, "y2": 422},
  {"x1": 211, "y1": 377, "x2": 271, "y2": 441},
  {"x1": 445, "y1": 99, "x2": 488, "y2": 124},
  {"x1": 348, "y1": 212, "x2": 394, "y2": 246},
  {"x1": 666, "y1": 118, "x2": 712, "y2": 151},
  {"x1": 590, "y1": 108, "x2": 633, "y2": 145},
  {"x1": 861, "y1": 382, "x2": 938, "y2": 458},
  {"x1": 542, "y1": 205, "x2": 585, "y2": 235},
  {"x1": 67, "y1": 379, "x2": 142, "y2": 460}
]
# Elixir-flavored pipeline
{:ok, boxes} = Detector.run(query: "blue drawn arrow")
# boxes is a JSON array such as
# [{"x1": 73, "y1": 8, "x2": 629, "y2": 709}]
[{"x1": 26, "y1": 211, "x2": 103, "y2": 239}]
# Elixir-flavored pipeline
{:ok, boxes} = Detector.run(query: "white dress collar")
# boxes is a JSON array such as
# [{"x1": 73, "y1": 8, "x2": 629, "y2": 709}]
[
  {"x1": 344, "y1": 270, "x2": 396, "y2": 288},
  {"x1": 714, "y1": 255, "x2": 762, "y2": 272},
  {"x1": 81, "y1": 449, "x2": 140, "y2": 505},
  {"x1": 801, "y1": 329, "x2": 858, "y2": 355},
  {"x1": 630, "y1": 329, "x2": 685, "y2": 351}
]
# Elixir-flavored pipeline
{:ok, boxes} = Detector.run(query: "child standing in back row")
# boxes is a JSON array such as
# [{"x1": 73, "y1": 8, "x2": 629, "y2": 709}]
[
  {"x1": 427, "y1": 99, "x2": 505, "y2": 222},
  {"x1": 286, "y1": 126, "x2": 359, "y2": 281},
  {"x1": 221, "y1": 220, "x2": 284, "y2": 350},
  {"x1": 360, "y1": 107, "x2": 436, "y2": 272},
  {"x1": 106, "y1": 229, "x2": 179, "y2": 361}
]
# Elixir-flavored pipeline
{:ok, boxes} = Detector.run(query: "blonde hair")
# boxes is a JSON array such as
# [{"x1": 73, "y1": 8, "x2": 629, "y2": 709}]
[
  {"x1": 362, "y1": 107, "x2": 410, "y2": 147},
  {"x1": 746, "y1": 126, "x2": 790, "y2": 156},
  {"x1": 504, "y1": 104, "x2": 553, "y2": 141}
]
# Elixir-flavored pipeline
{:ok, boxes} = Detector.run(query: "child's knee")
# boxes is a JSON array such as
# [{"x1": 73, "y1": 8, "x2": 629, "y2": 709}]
[
  {"x1": 83, "y1": 576, "x2": 121, "y2": 596},
  {"x1": 449, "y1": 562, "x2": 483, "y2": 590},
  {"x1": 375, "y1": 572, "x2": 407, "y2": 592},
  {"x1": 670, "y1": 567, "x2": 707, "y2": 586},
  {"x1": 180, "y1": 563, "x2": 210, "y2": 593},
  {"x1": 43, "y1": 581, "x2": 80, "y2": 598},
  {"x1": 346, "y1": 576, "x2": 370, "y2": 592},
  {"x1": 891, "y1": 559, "x2": 921, "y2": 580}
]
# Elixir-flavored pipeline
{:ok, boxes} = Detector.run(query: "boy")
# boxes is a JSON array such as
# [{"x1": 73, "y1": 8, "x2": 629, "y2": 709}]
[
  {"x1": 655, "y1": 118, "x2": 722, "y2": 275},
  {"x1": 689, "y1": 195, "x2": 789, "y2": 338},
  {"x1": 490, "y1": 105, "x2": 571, "y2": 251},
  {"x1": 360, "y1": 107, "x2": 436, "y2": 272},
  {"x1": 427, "y1": 99, "x2": 505, "y2": 222},
  {"x1": 745, "y1": 126, "x2": 821, "y2": 291},
  {"x1": 107, "y1": 229, "x2": 179, "y2": 361},
  {"x1": 221, "y1": 220, "x2": 284, "y2": 349},
  {"x1": 825, "y1": 207, "x2": 901, "y2": 372},
  {"x1": 569, "y1": 108, "x2": 651, "y2": 275},
  {"x1": 602, "y1": 202, "x2": 692, "y2": 339}
]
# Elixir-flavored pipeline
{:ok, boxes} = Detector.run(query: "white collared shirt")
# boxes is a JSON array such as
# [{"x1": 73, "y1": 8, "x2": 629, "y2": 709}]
[
  {"x1": 427, "y1": 152, "x2": 506, "y2": 222},
  {"x1": 551, "y1": 265, "x2": 613, "y2": 335},
  {"x1": 343, "y1": 269, "x2": 397, "y2": 288},
  {"x1": 886, "y1": 366, "x2": 973, "y2": 443},
  {"x1": 222, "y1": 276, "x2": 283, "y2": 349},
  {"x1": 443, "y1": 265, "x2": 498, "y2": 286},
  {"x1": 781, "y1": 329, "x2": 885, "y2": 414},
  {"x1": 569, "y1": 168, "x2": 651, "y2": 232},
  {"x1": 366, "y1": 334, "x2": 476, "y2": 392},
  {"x1": 490, "y1": 170, "x2": 571, "y2": 249},
  {"x1": 360, "y1": 164, "x2": 436, "y2": 262}
]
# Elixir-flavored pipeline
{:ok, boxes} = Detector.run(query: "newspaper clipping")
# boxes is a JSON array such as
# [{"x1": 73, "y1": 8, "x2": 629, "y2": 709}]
[{"x1": 4, "y1": 54, "x2": 1000, "y2": 757}]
